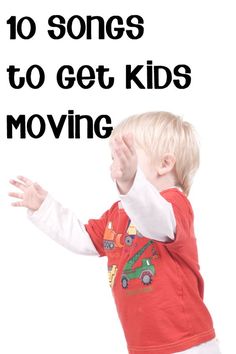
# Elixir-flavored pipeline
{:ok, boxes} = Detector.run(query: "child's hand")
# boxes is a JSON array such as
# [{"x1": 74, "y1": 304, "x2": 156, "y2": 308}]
[
  {"x1": 9, "y1": 176, "x2": 47, "y2": 211},
  {"x1": 110, "y1": 134, "x2": 137, "y2": 194}
]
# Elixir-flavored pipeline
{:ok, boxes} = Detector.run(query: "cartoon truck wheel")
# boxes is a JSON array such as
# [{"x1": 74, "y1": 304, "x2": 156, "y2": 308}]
[
  {"x1": 141, "y1": 270, "x2": 153, "y2": 285},
  {"x1": 125, "y1": 235, "x2": 134, "y2": 246},
  {"x1": 103, "y1": 240, "x2": 115, "y2": 250},
  {"x1": 121, "y1": 276, "x2": 129, "y2": 289},
  {"x1": 124, "y1": 222, "x2": 143, "y2": 246}
]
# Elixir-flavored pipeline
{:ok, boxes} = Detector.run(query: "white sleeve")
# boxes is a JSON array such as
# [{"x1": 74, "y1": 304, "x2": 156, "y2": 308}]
[
  {"x1": 118, "y1": 166, "x2": 176, "y2": 242},
  {"x1": 27, "y1": 193, "x2": 99, "y2": 256}
]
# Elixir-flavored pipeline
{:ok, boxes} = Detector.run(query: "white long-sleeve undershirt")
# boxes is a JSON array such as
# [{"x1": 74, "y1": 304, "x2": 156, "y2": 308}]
[
  {"x1": 28, "y1": 167, "x2": 176, "y2": 255},
  {"x1": 119, "y1": 166, "x2": 176, "y2": 242},
  {"x1": 28, "y1": 194, "x2": 99, "y2": 256}
]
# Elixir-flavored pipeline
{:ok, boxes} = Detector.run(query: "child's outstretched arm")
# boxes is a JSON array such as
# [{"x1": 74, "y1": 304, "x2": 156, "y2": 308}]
[
  {"x1": 9, "y1": 176, "x2": 99, "y2": 256},
  {"x1": 110, "y1": 135, "x2": 176, "y2": 242}
]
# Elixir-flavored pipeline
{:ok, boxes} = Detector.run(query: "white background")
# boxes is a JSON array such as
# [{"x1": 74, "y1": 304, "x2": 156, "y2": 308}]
[{"x1": 0, "y1": 0, "x2": 235, "y2": 353}]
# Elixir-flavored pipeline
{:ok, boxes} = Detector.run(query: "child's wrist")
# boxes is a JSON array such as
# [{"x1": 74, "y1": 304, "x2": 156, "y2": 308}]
[{"x1": 116, "y1": 176, "x2": 135, "y2": 195}]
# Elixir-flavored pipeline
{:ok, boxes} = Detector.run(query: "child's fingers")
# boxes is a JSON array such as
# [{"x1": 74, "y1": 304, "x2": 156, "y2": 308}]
[
  {"x1": 17, "y1": 175, "x2": 33, "y2": 186},
  {"x1": 11, "y1": 200, "x2": 24, "y2": 207},
  {"x1": 8, "y1": 192, "x2": 24, "y2": 199},
  {"x1": 9, "y1": 179, "x2": 27, "y2": 192},
  {"x1": 122, "y1": 134, "x2": 136, "y2": 155},
  {"x1": 113, "y1": 146, "x2": 128, "y2": 167},
  {"x1": 113, "y1": 136, "x2": 131, "y2": 161},
  {"x1": 111, "y1": 136, "x2": 130, "y2": 160},
  {"x1": 115, "y1": 134, "x2": 136, "y2": 161}
]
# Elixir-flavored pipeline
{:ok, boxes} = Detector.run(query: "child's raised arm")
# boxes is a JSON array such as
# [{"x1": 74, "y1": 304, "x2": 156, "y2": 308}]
[
  {"x1": 9, "y1": 177, "x2": 99, "y2": 256},
  {"x1": 110, "y1": 134, "x2": 176, "y2": 242}
]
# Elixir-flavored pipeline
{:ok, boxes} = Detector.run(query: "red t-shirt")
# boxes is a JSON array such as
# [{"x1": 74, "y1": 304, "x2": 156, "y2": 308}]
[{"x1": 85, "y1": 188, "x2": 215, "y2": 354}]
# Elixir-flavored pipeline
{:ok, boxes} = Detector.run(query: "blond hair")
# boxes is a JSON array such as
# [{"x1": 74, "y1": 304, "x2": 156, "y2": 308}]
[{"x1": 111, "y1": 111, "x2": 200, "y2": 196}]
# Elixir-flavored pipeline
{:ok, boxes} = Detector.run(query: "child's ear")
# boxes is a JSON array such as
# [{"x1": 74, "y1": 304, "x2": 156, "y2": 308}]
[{"x1": 157, "y1": 154, "x2": 176, "y2": 176}]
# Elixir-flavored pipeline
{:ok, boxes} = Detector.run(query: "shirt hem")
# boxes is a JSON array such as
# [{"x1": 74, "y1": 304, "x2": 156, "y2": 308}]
[{"x1": 128, "y1": 328, "x2": 215, "y2": 354}]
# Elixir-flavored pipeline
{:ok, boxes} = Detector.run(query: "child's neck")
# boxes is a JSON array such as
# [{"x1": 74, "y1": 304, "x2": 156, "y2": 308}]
[{"x1": 152, "y1": 173, "x2": 177, "y2": 192}]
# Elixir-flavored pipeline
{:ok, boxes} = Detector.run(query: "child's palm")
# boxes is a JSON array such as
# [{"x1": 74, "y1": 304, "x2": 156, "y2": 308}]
[
  {"x1": 110, "y1": 134, "x2": 137, "y2": 194},
  {"x1": 9, "y1": 176, "x2": 47, "y2": 211}
]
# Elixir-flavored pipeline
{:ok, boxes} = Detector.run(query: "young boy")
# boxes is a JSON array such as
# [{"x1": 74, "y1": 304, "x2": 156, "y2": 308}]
[{"x1": 9, "y1": 111, "x2": 221, "y2": 354}]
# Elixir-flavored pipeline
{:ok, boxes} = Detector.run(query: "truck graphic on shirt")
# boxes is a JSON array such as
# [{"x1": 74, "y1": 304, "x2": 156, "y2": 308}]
[
  {"x1": 121, "y1": 240, "x2": 156, "y2": 289},
  {"x1": 125, "y1": 222, "x2": 143, "y2": 246},
  {"x1": 103, "y1": 222, "x2": 123, "y2": 250}
]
